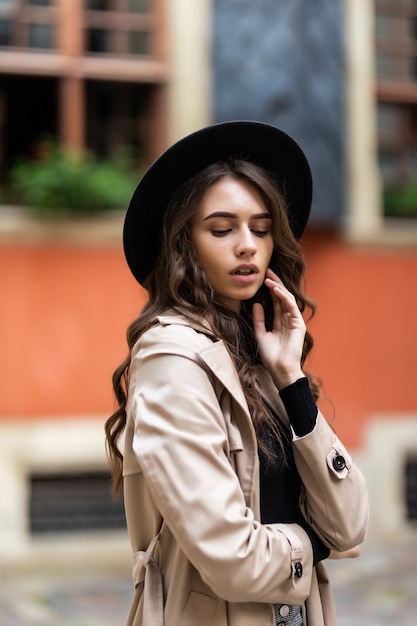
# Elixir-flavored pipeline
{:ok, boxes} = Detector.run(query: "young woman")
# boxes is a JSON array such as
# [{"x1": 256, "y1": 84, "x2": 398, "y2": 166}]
[{"x1": 105, "y1": 121, "x2": 368, "y2": 626}]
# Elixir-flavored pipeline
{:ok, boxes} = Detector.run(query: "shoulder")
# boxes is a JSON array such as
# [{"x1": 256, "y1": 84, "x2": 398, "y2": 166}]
[{"x1": 132, "y1": 312, "x2": 218, "y2": 362}]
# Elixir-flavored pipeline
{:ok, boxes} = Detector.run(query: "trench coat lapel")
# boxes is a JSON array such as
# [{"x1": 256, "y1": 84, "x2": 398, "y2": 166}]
[
  {"x1": 156, "y1": 313, "x2": 251, "y2": 418},
  {"x1": 198, "y1": 340, "x2": 250, "y2": 416},
  {"x1": 198, "y1": 339, "x2": 261, "y2": 513},
  {"x1": 157, "y1": 312, "x2": 286, "y2": 424}
]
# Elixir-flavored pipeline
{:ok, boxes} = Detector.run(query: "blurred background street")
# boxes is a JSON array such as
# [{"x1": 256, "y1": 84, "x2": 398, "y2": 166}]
[
  {"x1": 1, "y1": 1, "x2": 417, "y2": 625},
  {"x1": 1, "y1": 537, "x2": 416, "y2": 625}
]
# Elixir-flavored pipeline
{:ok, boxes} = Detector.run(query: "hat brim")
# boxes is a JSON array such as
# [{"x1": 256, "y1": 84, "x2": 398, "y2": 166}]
[{"x1": 123, "y1": 120, "x2": 312, "y2": 285}]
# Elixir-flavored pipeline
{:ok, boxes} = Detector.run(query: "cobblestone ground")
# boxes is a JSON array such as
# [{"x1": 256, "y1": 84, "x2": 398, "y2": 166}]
[
  {"x1": 327, "y1": 539, "x2": 417, "y2": 626},
  {"x1": 0, "y1": 573, "x2": 132, "y2": 626},
  {"x1": 0, "y1": 539, "x2": 416, "y2": 625}
]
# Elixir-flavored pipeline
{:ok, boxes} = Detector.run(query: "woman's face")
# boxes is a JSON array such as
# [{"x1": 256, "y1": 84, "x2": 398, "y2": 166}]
[{"x1": 191, "y1": 176, "x2": 274, "y2": 313}]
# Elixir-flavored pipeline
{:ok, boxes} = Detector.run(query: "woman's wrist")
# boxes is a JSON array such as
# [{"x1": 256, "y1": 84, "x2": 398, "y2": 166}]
[
  {"x1": 279, "y1": 376, "x2": 318, "y2": 436},
  {"x1": 271, "y1": 368, "x2": 305, "y2": 391}
]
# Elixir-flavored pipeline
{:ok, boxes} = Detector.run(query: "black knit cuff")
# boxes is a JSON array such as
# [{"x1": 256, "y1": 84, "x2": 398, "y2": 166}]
[
  {"x1": 279, "y1": 377, "x2": 318, "y2": 437},
  {"x1": 300, "y1": 521, "x2": 331, "y2": 565}
]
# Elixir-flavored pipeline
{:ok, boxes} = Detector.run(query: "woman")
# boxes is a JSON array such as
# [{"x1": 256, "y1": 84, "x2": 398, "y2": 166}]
[{"x1": 105, "y1": 121, "x2": 368, "y2": 626}]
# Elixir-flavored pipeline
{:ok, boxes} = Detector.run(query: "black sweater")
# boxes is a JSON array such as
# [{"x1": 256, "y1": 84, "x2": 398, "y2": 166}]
[{"x1": 258, "y1": 377, "x2": 330, "y2": 565}]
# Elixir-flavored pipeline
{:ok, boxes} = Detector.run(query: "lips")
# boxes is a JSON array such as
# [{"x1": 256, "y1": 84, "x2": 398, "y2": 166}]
[
  {"x1": 230, "y1": 264, "x2": 261, "y2": 285},
  {"x1": 234, "y1": 269, "x2": 254, "y2": 275},
  {"x1": 231, "y1": 264, "x2": 259, "y2": 275}
]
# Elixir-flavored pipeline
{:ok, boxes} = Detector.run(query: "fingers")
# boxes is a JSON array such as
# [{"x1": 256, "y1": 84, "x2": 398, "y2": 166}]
[
  {"x1": 264, "y1": 268, "x2": 290, "y2": 291},
  {"x1": 264, "y1": 272, "x2": 298, "y2": 315},
  {"x1": 252, "y1": 302, "x2": 266, "y2": 336},
  {"x1": 263, "y1": 270, "x2": 305, "y2": 334},
  {"x1": 264, "y1": 269, "x2": 293, "y2": 300}
]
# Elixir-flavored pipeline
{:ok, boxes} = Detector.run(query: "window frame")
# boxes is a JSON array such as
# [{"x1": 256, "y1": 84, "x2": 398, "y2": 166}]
[
  {"x1": 84, "y1": 0, "x2": 154, "y2": 57},
  {"x1": 344, "y1": 0, "x2": 417, "y2": 244},
  {"x1": 0, "y1": 0, "x2": 57, "y2": 50}
]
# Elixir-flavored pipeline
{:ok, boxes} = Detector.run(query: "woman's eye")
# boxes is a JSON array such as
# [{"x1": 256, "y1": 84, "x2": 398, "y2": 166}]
[
  {"x1": 251, "y1": 229, "x2": 270, "y2": 237},
  {"x1": 211, "y1": 229, "x2": 232, "y2": 237}
]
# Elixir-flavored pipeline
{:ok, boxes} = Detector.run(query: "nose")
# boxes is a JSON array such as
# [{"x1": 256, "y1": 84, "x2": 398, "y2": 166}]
[{"x1": 235, "y1": 227, "x2": 257, "y2": 256}]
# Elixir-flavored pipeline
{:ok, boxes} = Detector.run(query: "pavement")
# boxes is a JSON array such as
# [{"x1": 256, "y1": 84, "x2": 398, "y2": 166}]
[
  {"x1": 0, "y1": 537, "x2": 416, "y2": 626},
  {"x1": 326, "y1": 538, "x2": 417, "y2": 626}
]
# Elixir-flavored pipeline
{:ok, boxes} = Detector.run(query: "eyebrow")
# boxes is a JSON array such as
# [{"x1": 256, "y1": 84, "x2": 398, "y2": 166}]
[{"x1": 202, "y1": 211, "x2": 272, "y2": 221}]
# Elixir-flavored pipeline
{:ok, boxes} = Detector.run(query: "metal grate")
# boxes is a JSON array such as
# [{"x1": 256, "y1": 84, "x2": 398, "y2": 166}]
[
  {"x1": 29, "y1": 471, "x2": 126, "y2": 534},
  {"x1": 405, "y1": 457, "x2": 417, "y2": 521}
]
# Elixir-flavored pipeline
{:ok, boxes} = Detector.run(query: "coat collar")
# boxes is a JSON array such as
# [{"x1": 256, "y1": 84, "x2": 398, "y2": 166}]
[
  {"x1": 156, "y1": 313, "x2": 249, "y2": 415},
  {"x1": 155, "y1": 312, "x2": 287, "y2": 423},
  {"x1": 198, "y1": 340, "x2": 249, "y2": 416}
]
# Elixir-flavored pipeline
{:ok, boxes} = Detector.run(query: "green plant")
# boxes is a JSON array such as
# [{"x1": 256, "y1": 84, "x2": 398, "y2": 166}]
[
  {"x1": 384, "y1": 180, "x2": 417, "y2": 217},
  {"x1": 10, "y1": 142, "x2": 139, "y2": 216}
]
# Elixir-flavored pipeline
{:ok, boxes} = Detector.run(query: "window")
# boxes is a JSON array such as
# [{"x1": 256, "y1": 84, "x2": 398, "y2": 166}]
[
  {"x1": 85, "y1": 0, "x2": 153, "y2": 56},
  {"x1": 86, "y1": 0, "x2": 111, "y2": 10},
  {"x1": 376, "y1": 54, "x2": 395, "y2": 79},
  {"x1": 0, "y1": 0, "x2": 56, "y2": 50},
  {"x1": 28, "y1": 21, "x2": 53, "y2": 48},
  {"x1": 375, "y1": 0, "x2": 417, "y2": 219},
  {"x1": 129, "y1": 0, "x2": 149, "y2": 12},
  {"x1": 378, "y1": 103, "x2": 402, "y2": 142},
  {"x1": 379, "y1": 152, "x2": 401, "y2": 186},
  {"x1": 0, "y1": 19, "x2": 12, "y2": 46},
  {"x1": 409, "y1": 16, "x2": 417, "y2": 39},
  {"x1": 128, "y1": 29, "x2": 149, "y2": 55},
  {"x1": 405, "y1": 458, "x2": 417, "y2": 521},
  {"x1": 87, "y1": 27, "x2": 109, "y2": 53},
  {"x1": 375, "y1": 14, "x2": 392, "y2": 38},
  {"x1": 86, "y1": 0, "x2": 149, "y2": 12},
  {"x1": 30, "y1": 471, "x2": 126, "y2": 534},
  {"x1": 409, "y1": 56, "x2": 417, "y2": 79}
]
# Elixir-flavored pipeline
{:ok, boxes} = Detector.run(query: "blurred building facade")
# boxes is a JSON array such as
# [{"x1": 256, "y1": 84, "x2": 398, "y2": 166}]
[
  {"x1": 0, "y1": 0, "x2": 164, "y2": 180},
  {"x1": 375, "y1": 0, "x2": 417, "y2": 187},
  {"x1": 0, "y1": 0, "x2": 416, "y2": 571},
  {"x1": 0, "y1": 0, "x2": 212, "y2": 180}
]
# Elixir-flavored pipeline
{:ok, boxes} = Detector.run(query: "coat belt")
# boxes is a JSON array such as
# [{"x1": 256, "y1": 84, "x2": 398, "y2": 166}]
[{"x1": 132, "y1": 532, "x2": 164, "y2": 626}]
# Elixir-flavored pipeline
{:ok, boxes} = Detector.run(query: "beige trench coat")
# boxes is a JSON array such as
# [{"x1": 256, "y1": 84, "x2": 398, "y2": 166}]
[{"x1": 123, "y1": 313, "x2": 369, "y2": 626}]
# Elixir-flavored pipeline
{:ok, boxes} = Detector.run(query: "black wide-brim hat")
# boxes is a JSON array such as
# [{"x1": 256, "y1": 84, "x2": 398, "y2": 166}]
[{"x1": 123, "y1": 120, "x2": 313, "y2": 285}]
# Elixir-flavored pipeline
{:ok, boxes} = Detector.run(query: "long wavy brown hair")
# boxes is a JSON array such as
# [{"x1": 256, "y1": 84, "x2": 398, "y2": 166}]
[{"x1": 105, "y1": 159, "x2": 318, "y2": 495}]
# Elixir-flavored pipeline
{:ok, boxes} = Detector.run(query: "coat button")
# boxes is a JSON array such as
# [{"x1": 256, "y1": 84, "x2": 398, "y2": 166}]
[
  {"x1": 333, "y1": 454, "x2": 346, "y2": 471},
  {"x1": 294, "y1": 561, "x2": 303, "y2": 578}
]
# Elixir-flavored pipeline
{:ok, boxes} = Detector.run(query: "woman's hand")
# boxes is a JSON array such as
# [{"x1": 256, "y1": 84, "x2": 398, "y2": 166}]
[
  {"x1": 329, "y1": 546, "x2": 361, "y2": 559},
  {"x1": 253, "y1": 268, "x2": 306, "y2": 390}
]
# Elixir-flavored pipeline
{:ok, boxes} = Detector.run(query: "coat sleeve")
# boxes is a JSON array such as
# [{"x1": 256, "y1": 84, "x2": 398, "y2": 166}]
[
  {"x1": 129, "y1": 325, "x2": 314, "y2": 605},
  {"x1": 293, "y1": 413, "x2": 369, "y2": 552}
]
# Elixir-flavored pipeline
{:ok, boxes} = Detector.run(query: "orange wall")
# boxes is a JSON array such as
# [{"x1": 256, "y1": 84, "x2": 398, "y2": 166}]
[
  {"x1": 303, "y1": 229, "x2": 417, "y2": 448},
  {"x1": 1, "y1": 230, "x2": 416, "y2": 450},
  {"x1": 0, "y1": 243, "x2": 146, "y2": 418}
]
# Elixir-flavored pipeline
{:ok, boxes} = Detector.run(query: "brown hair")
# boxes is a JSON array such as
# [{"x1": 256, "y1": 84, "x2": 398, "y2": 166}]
[{"x1": 105, "y1": 159, "x2": 317, "y2": 495}]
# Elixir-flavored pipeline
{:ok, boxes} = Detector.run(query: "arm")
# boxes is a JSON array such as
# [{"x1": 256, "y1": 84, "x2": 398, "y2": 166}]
[
  {"x1": 129, "y1": 325, "x2": 315, "y2": 605},
  {"x1": 292, "y1": 411, "x2": 368, "y2": 552},
  {"x1": 253, "y1": 270, "x2": 369, "y2": 552},
  {"x1": 280, "y1": 377, "x2": 368, "y2": 551}
]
